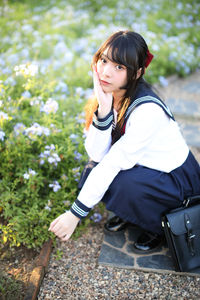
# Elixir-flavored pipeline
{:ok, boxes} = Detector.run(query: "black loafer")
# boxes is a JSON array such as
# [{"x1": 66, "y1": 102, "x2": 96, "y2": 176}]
[
  {"x1": 104, "y1": 216, "x2": 128, "y2": 232},
  {"x1": 133, "y1": 231, "x2": 163, "y2": 254}
]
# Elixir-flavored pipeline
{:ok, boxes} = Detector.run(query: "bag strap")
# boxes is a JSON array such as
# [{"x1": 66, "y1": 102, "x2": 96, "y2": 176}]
[
  {"x1": 184, "y1": 213, "x2": 196, "y2": 256},
  {"x1": 122, "y1": 95, "x2": 175, "y2": 134},
  {"x1": 183, "y1": 195, "x2": 200, "y2": 207}
]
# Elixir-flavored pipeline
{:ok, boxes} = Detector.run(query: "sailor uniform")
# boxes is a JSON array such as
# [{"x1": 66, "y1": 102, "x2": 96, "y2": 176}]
[{"x1": 70, "y1": 81, "x2": 200, "y2": 234}]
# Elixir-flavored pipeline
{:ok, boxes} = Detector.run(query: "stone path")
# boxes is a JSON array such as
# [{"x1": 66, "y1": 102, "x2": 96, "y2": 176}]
[
  {"x1": 98, "y1": 70, "x2": 200, "y2": 275},
  {"x1": 99, "y1": 215, "x2": 200, "y2": 276}
]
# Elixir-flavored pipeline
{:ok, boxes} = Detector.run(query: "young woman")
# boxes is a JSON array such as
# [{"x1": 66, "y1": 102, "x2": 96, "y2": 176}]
[{"x1": 49, "y1": 30, "x2": 200, "y2": 253}]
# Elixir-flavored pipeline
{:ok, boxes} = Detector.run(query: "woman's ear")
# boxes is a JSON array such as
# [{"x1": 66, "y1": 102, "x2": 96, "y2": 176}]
[{"x1": 136, "y1": 68, "x2": 142, "y2": 79}]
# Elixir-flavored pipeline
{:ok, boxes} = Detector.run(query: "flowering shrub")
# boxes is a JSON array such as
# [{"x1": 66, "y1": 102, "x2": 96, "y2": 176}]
[
  {"x1": 0, "y1": 0, "x2": 199, "y2": 250},
  {"x1": 0, "y1": 62, "x2": 90, "y2": 249}
]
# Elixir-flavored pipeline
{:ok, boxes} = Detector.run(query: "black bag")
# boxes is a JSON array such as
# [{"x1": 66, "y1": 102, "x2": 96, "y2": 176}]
[{"x1": 162, "y1": 195, "x2": 200, "y2": 272}]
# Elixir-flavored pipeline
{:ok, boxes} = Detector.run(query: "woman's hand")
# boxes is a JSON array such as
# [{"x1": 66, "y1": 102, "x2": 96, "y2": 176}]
[
  {"x1": 93, "y1": 65, "x2": 113, "y2": 118},
  {"x1": 49, "y1": 211, "x2": 80, "y2": 241}
]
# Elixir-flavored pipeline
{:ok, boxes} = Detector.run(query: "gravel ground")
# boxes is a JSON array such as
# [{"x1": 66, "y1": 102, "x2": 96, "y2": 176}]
[{"x1": 38, "y1": 215, "x2": 200, "y2": 300}]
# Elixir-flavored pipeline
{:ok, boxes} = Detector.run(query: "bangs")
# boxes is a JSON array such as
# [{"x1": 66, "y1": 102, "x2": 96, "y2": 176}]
[
  {"x1": 102, "y1": 36, "x2": 138, "y2": 70},
  {"x1": 108, "y1": 44, "x2": 131, "y2": 69}
]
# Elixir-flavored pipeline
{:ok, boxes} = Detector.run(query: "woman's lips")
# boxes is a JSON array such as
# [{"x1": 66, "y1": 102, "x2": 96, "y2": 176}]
[{"x1": 100, "y1": 80, "x2": 110, "y2": 85}]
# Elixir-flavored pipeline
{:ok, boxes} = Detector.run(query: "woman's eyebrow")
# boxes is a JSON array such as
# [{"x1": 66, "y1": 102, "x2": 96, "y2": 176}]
[
  {"x1": 101, "y1": 53, "x2": 109, "y2": 59},
  {"x1": 101, "y1": 53, "x2": 114, "y2": 62}
]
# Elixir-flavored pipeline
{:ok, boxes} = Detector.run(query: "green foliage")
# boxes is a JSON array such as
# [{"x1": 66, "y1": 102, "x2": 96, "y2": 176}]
[
  {"x1": 0, "y1": 0, "x2": 199, "y2": 250},
  {"x1": 0, "y1": 273, "x2": 23, "y2": 300},
  {"x1": 0, "y1": 65, "x2": 89, "y2": 250}
]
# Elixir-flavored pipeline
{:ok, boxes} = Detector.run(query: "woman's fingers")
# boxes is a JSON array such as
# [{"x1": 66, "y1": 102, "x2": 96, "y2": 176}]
[
  {"x1": 49, "y1": 211, "x2": 80, "y2": 241},
  {"x1": 48, "y1": 214, "x2": 62, "y2": 231},
  {"x1": 93, "y1": 65, "x2": 102, "y2": 95},
  {"x1": 60, "y1": 233, "x2": 71, "y2": 242}
]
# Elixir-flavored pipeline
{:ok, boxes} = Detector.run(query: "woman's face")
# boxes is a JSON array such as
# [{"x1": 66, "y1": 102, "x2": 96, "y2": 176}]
[{"x1": 96, "y1": 48, "x2": 128, "y2": 97}]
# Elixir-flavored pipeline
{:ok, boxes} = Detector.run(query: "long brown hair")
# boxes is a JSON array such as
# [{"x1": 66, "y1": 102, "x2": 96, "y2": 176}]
[{"x1": 85, "y1": 30, "x2": 150, "y2": 143}]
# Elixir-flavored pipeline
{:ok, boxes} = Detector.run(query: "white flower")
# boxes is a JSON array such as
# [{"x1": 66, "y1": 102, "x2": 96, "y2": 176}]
[
  {"x1": 23, "y1": 168, "x2": 37, "y2": 180},
  {"x1": 48, "y1": 157, "x2": 55, "y2": 164},
  {"x1": 23, "y1": 173, "x2": 30, "y2": 180},
  {"x1": 40, "y1": 98, "x2": 59, "y2": 114},
  {"x1": 0, "y1": 111, "x2": 9, "y2": 120},
  {"x1": 0, "y1": 130, "x2": 5, "y2": 141},
  {"x1": 25, "y1": 123, "x2": 50, "y2": 140},
  {"x1": 44, "y1": 205, "x2": 51, "y2": 211},
  {"x1": 14, "y1": 63, "x2": 38, "y2": 77}
]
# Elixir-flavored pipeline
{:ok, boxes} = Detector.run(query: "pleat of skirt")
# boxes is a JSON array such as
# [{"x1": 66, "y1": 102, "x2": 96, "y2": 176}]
[{"x1": 78, "y1": 151, "x2": 200, "y2": 234}]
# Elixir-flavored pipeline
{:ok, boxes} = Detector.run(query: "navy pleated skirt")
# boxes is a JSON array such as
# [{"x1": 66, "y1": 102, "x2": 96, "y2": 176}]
[{"x1": 78, "y1": 151, "x2": 200, "y2": 234}]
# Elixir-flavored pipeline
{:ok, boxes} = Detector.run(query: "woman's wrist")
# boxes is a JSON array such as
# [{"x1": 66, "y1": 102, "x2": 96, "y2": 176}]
[
  {"x1": 70, "y1": 199, "x2": 91, "y2": 219},
  {"x1": 98, "y1": 106, "x2": 112, "y2": 119},
  {"x1": 67, "y1": 210, "x2": 80, "y2": 222}
]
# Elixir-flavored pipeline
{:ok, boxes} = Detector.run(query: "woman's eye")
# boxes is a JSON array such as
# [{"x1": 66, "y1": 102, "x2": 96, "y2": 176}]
[
  {"x1": 101, "y1": 58, "x2": 107, "y2": 63},
  {"x1": 116, "y1": 65, "x2": 123, "y2": 70}
]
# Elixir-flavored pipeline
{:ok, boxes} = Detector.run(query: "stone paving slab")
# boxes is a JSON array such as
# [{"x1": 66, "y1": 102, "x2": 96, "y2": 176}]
[
  {"x1": 158, "y1": 71, "x2": 200, "y2": 112},
  {"x1": 178, "y1": 120, "x2": 200, "y2": 149},
  {"x1": 166, "y1": 97, "x2": 200, "y2": 119},
  {"x1": 158, "y1": 70, "x2": 200, "y2": 149},
  {"x1": 98, "y1": 224, "x2": 200, "y2": 277}
]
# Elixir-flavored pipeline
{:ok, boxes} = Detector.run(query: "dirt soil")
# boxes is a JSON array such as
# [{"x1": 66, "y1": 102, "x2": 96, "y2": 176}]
[{"x1": 0, "y1": 244, "x2": 39, "y2": 299}]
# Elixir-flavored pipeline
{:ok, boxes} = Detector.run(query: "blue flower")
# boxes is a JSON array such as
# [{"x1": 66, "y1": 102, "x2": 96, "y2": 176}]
[
  {"x1": 90, "y1": 213, "x2": 102, "y2": 223},
  {"x1": 13, "y1": 123, "x2": 26, "y2": 136},
  {"x1": 74, "y1": 151, "x2": 82, "y2": 161},
  {"x1": 49, "y1": 181, "x2": 61, "y2": 192},
  {"x1": 21, "y1": 90, "x2": 32, "y2": 98}
]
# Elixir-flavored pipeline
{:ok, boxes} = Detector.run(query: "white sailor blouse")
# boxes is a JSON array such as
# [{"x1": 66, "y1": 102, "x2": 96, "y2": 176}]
[{"x1": 70, "y1": 84, "x2": 189, "y2": 219}]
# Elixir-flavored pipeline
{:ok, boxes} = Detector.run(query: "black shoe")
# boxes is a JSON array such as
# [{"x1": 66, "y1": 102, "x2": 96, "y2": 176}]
[
  {"x1": 104, "y1": 216, "x2": 128, "y2": 232},
  {"x1": 133, "y1": 231, "x2": 163, "y2": 254}
]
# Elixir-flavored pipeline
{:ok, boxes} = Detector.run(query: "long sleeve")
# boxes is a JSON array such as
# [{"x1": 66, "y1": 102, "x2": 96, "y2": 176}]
[
  {"x1": 71, "y1": 102, "x2": 189, "y2": 218},
  {"x1": 84, "y1": 109, "x2": 113, "y2": 162}
]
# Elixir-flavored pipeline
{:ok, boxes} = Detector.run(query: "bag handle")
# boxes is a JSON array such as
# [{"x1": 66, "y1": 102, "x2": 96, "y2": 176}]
[{"x1": 183, "y1": 195, "x2": 200, "y2": 207}]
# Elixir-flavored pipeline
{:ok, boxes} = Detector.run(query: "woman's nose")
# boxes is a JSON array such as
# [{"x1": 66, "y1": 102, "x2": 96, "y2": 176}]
[{"x1": 103, "y1": 64, "x2": 112, "y2": 77}]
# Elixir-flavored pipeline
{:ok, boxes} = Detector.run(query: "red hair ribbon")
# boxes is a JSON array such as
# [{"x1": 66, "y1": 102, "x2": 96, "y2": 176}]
[{"x1": 145, "y1": 49, "x2": 154, "y2": 68}]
